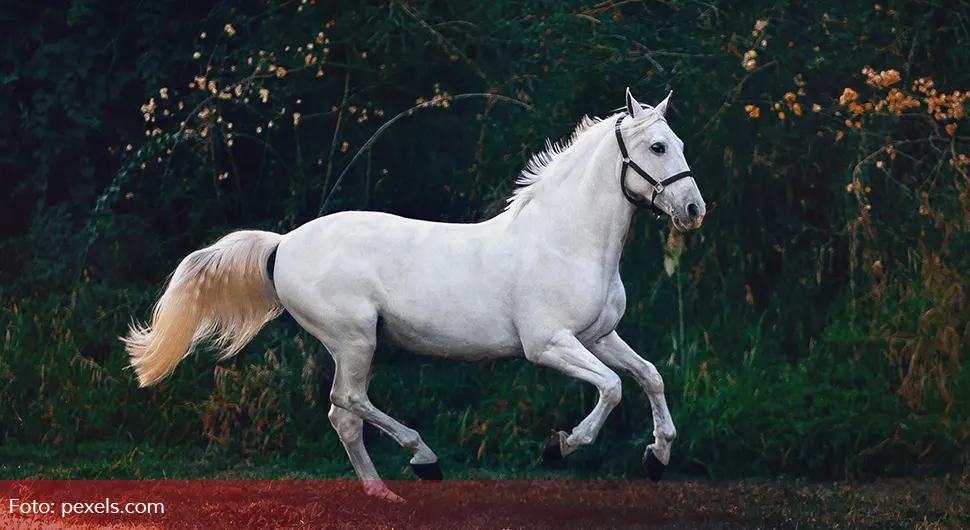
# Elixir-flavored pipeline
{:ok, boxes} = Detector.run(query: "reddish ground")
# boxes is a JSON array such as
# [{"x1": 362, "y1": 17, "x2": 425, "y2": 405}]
[{"x1": 2, "y1": 478, "x2": 967, "y2": 529}]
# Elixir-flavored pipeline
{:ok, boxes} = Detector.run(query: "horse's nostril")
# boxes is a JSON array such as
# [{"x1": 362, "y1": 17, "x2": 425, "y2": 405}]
[{"x1": 687, "y1": 203, "x2": 699, "y2": 221}]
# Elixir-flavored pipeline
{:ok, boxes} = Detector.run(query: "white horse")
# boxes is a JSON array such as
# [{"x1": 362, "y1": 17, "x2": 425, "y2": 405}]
[{"x1": 124, "y1": 88, "x2": 706, "y2": 502}]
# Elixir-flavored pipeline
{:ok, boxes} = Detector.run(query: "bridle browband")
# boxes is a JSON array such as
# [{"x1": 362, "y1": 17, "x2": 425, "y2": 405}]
[{"x1": 614, "y1": 113, "x2": 695, "y2": 219}]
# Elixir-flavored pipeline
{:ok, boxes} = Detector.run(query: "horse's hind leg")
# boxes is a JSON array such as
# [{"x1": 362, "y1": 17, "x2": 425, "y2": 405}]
[
  {"x1": 328, "y1": 336, "x2": 441, "y2": 470},
  {"x1": 297, "y1": 305, "x2": 440, "y2": 494},
  {"x1": 328, "y1": 404, "x2": 404, "y2": 502}
]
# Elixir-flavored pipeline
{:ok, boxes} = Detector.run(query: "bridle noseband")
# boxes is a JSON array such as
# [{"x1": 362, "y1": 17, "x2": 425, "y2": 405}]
[{"x1": 614, "y1": 113, "x2": 695, "y2": 219}]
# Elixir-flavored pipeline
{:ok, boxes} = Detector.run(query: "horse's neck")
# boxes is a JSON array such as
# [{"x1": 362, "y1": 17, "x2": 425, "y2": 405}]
[{"x1": 511, "y1": 134, "x2": 635, "y2": 273}]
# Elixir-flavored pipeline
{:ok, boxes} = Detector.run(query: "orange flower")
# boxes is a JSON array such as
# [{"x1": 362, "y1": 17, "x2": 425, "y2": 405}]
[
  {"x1": 742, "y1": 50, "x2": 758, "y2": 71},
  {"x1": 839, "y1": 88, "x2": 859, "y2": 105}
]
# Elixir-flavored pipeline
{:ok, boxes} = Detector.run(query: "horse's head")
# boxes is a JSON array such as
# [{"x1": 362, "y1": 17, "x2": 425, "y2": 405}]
[{"x1": 614, "y1": 88, "x2": 706, "y2": 231}]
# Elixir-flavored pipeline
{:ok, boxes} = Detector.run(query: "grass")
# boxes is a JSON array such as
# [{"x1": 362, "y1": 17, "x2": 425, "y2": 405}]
[{"x1": 0, "y1": 440, "x2": 652, "y2": 481}]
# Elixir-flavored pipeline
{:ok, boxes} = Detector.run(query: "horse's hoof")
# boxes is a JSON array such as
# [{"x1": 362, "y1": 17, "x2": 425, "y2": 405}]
[
  {"x1": 542, "y1": 432, "x2": 566, "y2": 467},
  {"x1": 643, "y1": 448, "x2": 666, "y2": 482},
  {"x1": 363, "y1": 481, "x2": 406, "y2": 503},
  {"x1": 411, "y1": 461, "x2": 443, "y2": 481}
]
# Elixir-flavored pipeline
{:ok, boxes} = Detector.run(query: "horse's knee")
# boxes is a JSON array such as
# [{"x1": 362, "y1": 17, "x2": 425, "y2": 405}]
[
  {"x1": 641, "y1": 363, "x2": 665, "y2": 394},
  {"x1": 601, "y1": 373, "x2": 622, "y2": 406}
]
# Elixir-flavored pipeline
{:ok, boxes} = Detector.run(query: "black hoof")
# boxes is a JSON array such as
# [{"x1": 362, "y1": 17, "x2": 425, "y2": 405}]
[
  {"x1": 411, "y1": 461, "x2": 443, "y2": 481},
  {"x1": 542, "y1": 434, "x2": 565, "y2": 467},
  {"x1": 643, "y1": 449, "x2": 666, "y2": 482}
]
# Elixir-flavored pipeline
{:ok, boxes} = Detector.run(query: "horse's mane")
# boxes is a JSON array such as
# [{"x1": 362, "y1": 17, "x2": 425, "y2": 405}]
[
  {"x1": 503, "y1": 115, "x2": 602, "y2": 213},
  {"x1": 503, "y1": 105, "x2": 664, "y2": 215}
]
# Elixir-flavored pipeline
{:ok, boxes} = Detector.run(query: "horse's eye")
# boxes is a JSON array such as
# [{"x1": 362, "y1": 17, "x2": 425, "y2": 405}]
[{"x1": 650, "y1": 143, "x2": 666, "y2": 155}]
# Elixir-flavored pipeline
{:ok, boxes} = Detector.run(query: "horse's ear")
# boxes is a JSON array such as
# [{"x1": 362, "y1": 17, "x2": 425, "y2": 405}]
[
  {"x1": 625, "y1": 87, "x2": 646, "y2": 118},
  {"x1": 655, "y1": 90, "x2": 673, "y2": 117}
]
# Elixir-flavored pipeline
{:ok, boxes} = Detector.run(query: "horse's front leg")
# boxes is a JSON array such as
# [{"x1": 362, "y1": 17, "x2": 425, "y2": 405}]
[
  {"x1": 589, "y1": 331, "x2": 676, "y2": 480},
  {"x1": 523, "y1": 330, "x2": 623, "y2": 461}
]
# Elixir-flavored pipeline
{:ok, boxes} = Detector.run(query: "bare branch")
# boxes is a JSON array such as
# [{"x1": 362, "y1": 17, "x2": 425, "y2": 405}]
[
  {"x1": 699, "y1": 60, "x2": 778, "y2": 133},
  {"x1": 318, "y1": 93, "x2": 533, "y2": 216},
  {"x1": 397, "y1": 1, "x2": 488, "y2": 82},
  {"x1": 321, "y1": 72, "x2": 352, "y2": 205}
]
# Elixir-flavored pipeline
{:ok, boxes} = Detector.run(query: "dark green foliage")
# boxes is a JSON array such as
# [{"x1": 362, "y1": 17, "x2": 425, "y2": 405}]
[{"x1": 1, "y1": 0, "x2": 968, "y2": 481}]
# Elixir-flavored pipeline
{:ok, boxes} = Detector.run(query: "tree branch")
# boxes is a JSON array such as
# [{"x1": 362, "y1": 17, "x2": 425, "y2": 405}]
[{"x1": 318, "y1": 93, "x2": 533, "y2": 216}]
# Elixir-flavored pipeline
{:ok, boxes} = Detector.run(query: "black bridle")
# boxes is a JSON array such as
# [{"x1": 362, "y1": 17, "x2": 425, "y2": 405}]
[{"x1": 614, "y1": 113, "x2": 695, "y2": 219}]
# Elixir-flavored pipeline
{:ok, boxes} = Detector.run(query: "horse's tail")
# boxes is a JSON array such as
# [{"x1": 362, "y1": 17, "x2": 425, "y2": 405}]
[{"x1": 123, "y1": 230, "x2": 284, "y2": 387}]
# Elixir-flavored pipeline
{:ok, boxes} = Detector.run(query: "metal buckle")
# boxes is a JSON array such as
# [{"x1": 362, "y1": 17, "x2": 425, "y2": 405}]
[
  {"x1": 654, "y1": 182, "x2": 664, "y2": 194},
  {"x1": 621, "y1": 156, "x2": 631, "y2": 163}
]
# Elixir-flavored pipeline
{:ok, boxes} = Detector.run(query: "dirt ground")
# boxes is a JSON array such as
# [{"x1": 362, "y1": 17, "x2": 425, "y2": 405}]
[{"x1": 2, "y1": 478, "x2": 967, "y2": 529}]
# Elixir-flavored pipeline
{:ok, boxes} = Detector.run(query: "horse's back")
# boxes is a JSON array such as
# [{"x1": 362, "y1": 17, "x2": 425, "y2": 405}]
[{"x1": 278, "y1": 210, "x2": 503, "y2": 275}]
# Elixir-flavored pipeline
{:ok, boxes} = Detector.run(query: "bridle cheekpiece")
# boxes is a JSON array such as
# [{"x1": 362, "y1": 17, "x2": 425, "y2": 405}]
[{"x1": 614, "y1": 112, "x2": 696, "y2": 219}]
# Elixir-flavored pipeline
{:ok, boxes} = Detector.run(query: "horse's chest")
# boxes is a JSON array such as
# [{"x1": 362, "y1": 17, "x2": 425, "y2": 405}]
[{"x1": 576, "y1": 281, "x2": 627, "y2": 345}]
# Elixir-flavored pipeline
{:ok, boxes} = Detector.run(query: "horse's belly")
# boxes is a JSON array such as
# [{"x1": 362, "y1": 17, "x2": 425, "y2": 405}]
[{"x1": 379, "y1": 304, "x2": 522, "y2": 361}]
